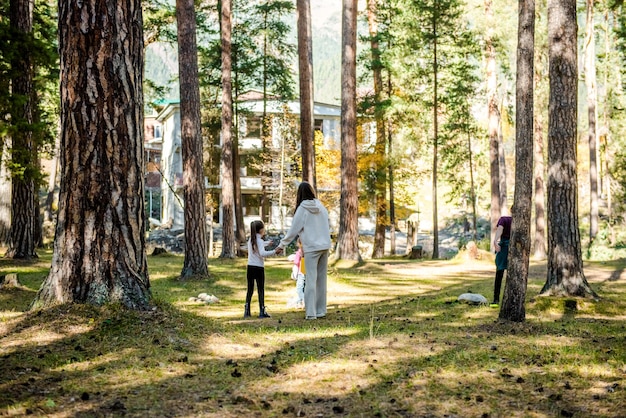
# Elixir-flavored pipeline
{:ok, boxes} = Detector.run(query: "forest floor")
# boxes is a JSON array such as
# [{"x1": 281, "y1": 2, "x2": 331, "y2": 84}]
[{"x1": 0, "y1": 250, "x2": 625, "y2": 417}]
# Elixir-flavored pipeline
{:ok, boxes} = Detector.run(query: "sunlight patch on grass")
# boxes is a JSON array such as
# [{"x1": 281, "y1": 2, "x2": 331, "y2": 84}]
[
  {"x1": 265, "y1": 359, "x2": 376, "y2": 396},
  {"x1": 0, "y1": 324, "x2": 94, "y2": 353},
  {"x1": 0, "y1": 311, "x2": 23, "y2": 322}
]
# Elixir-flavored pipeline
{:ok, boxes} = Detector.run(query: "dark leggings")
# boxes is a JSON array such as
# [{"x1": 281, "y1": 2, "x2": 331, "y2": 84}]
[
  {"x1": 246, "y1": 265, "x2": 265, "y2": 309},
  {"x1": 493, "y1": 269, "x2": 505, "y2": 303}
]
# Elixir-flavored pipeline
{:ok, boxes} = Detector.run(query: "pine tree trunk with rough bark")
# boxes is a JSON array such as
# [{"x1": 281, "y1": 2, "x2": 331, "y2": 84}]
[
  {"x1": 336, "y1": 0, "x2": 361, "y2": 262},
  {"x1": 533, "y1": 115, "x2": 546, "y2": 260},
  {"x1": 500, "y1": 0, "x2": 534, "y2": 322},
  {"x1": 542, "y1": 0, "x2": 597, "y2": 299},
  {"x1": 296, "y1": 0, "x2": 316, "y2": 187},
  {"x1": 0, "y1": 140, "x2": 10, "y2": 246},
  {"x1": 177, "y1": 0, "x2": 209, "y2": 278},
  {"x1": 368, "y1": 0, "x2": 387, "y2": 259},
  {"x1": 7, "y1": 0, "x2": 37, "y2": 260},
  {"x1": 32, "y1": 0, "x2": 151, "y2": 309},
  {"x1": 220, "y1": 0, "x2": 236, "y2": 259},
  {"x1": 431, "y1": 15, "x2": 439, "y2": 260},
  {"x1": 584, "y1": 0, "x2": 599, "y2": 242},
  {"x1": 485, "y1": 0, "x2": 501, "y2": 252}
]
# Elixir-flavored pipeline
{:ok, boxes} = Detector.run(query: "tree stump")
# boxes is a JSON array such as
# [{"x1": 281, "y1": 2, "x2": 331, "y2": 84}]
[
  {"x1": 409, "y1": 245, "x2": 423, "y2": 259},
  {"x1": 0, "y1": 273, "x2": 21, "y2": 289}
]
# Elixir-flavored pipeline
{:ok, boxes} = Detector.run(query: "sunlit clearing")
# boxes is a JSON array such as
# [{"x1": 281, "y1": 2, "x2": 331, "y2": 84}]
[
  {"x1": 262, "y1": 358, "x2": 376, "y2": 396},
  {"x1": 0, "y1": 324, "x2": 94, "y2": 353},
  {"x1": 198, "y1": 329, "x2": 362, "y2": 361}
]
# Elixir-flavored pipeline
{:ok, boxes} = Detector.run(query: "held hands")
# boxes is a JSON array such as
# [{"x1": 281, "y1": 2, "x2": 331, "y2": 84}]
[{"x1": 275, "y1": 247, "x2": 284, "y2": 255}]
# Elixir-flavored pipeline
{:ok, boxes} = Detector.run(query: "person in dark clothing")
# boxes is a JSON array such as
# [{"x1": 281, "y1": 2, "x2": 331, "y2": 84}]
[{"x1": 492, "y1": 215, "x2": 512, "y2": 307}]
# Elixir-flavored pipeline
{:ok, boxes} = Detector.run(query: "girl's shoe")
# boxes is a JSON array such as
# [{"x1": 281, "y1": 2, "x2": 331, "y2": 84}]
[
  {"x1": 259, "y1": 306, "x2": 271, "y2": 318},
  {"x1": 244, "y1": 303, "x2": 251, "y2": 318}
]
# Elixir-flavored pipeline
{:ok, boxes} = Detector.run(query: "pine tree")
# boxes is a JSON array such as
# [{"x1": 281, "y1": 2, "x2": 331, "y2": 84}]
[
  {"x1": 499, "y1": 0, "x2": 534, "y2": 322},
  {"x1": 336, "y1": 0, "x2": 361, "y2": 262},
  {"x1": 176, "y1": 0, "x2": 209, "y2": 278},
  {"x1": 542, "y1": 0, "x2": 597, "y2": 299},
  {"x1": 33, "y1": 0, "x2": 151, "y2": 309}
]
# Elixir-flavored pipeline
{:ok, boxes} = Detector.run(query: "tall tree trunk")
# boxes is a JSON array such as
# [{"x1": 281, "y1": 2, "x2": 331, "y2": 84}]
[
  {"x1": 485, "y1": 0, "x2": 501, "y2": 252},
  {"x1": 368, "y1": 0, "x2": 387, "y2": 259},
  {"x1": 0, "y1": 139, "x2": 10, "y2": 246},
  {"x1": 220, "y1": 0, "x2": 236, "y2": 259},
  {"x1": 584, "y1": 0, "x2": 599, "y2": 242},
  {"x1": 44, "y1": 132, "x2": 60, "y2": 222},
  {"x1": 533, "y1": 113, "x2": 547, "y2": 259},
  {"x1": 388, "y1": 79, "x2": 396, "y2": 255},
  {"x1": 498, "y1": 124, "x2": 508, "y2": 210},
  {"x1": 533, "y1": 0, "x2": 547, "y2": 260},
  {"x1": 7, "y1": 0, "x2": 37, "y2": 259},
  {"x1": 500, "y1": 0, "x2": 534, "y2": 322},
  {"x1": 467, "y1": 133, "x2": 478, "y2": 240},
  {"x1": 0, "y1": 46, "x2": 9, "y2": 246},
  {"x1": 32, "y1": 0, "x2": 151, "y2": 309},
  {"x1": 230, "y1": 49, "x2": 245, "y2": 252},
  {"x1": 233, "y1": 130, "x2": 245, "y2": 253},
  {"x1": 431, "y1": 14, "x2": 439, "y2": 260},
  {"x1": 177, "y1": 0, "x2": 209, "y2": 278},
  {"x1": 336, "y1": 0, "x2": 361, "y2": 262},
  {"x1": 542, "y1": 0, "x2": 597, "y2": 298},
  {"x1": 296, "y1": 0, "x2": 316, "y2": 187},
  {"x1": 261, "y1": 11, "x2": 270, "y2": 225}
]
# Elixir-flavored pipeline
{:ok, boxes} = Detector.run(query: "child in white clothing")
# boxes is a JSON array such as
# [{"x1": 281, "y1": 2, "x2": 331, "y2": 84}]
[{"x1": 287, "y1": 239, "x2": 306, "y2": 309}]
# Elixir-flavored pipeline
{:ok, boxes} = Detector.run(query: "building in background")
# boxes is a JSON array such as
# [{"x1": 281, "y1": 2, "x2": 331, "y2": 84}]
[{"x1": 152, "y1": 92, "x2": 341, "y2": 230}]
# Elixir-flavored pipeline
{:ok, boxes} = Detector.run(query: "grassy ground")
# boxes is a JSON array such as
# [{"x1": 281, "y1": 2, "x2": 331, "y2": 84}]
[{"x1": 1, "y1": 250, "x2": 625, "y2": 417}]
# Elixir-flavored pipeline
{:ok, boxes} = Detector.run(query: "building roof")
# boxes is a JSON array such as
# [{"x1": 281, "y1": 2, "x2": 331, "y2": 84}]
[{"x1": 154, "y1": 90, "x2": 341, "y2": 122}]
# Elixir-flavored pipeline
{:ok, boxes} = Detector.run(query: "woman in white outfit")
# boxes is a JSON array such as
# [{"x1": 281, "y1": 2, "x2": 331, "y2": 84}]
[{"x1": 277, "y1": 182, "x2": 331, "y2": 319}]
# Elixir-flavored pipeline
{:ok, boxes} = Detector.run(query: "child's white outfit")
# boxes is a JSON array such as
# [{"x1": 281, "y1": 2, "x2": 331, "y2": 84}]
[{"x1": 287, "y1": 248, "x2": 306, "y2": 309}]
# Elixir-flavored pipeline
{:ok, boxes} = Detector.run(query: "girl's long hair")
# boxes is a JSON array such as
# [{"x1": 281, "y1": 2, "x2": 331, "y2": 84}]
[
  {"x1": 249, "y1": 220, "x2": 265, "y2": 254},
  {"x1": 295, "y1": 181, "x2": 316, "y2": 212}
]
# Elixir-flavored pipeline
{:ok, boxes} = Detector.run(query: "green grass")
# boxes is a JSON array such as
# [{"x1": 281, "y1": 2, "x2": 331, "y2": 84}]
[{"x1": 1, "y1": 250, "x2": 625, "y2": 417}]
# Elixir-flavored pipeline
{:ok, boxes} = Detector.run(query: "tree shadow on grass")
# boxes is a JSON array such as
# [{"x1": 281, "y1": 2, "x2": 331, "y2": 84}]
[{"x1": 0, "y1": 257, "x2": 624, "y2": 416}]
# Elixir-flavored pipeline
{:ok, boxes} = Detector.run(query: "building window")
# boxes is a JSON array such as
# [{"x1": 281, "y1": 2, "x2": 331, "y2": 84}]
[
  {"x1": 243, "y1": 194, "x2": 261, "y2": 216},
  {"x1": 245, "y1": 117, "x2": 261, "y2": 138}
]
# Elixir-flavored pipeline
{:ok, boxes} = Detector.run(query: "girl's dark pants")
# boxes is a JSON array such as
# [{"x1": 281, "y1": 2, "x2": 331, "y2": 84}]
[
  {"x1": 493, "y1": 240, "x2": 509, "y2": 304},
  {"x1": 246, "y1": 265, "x2": 265, "y2": 311}
]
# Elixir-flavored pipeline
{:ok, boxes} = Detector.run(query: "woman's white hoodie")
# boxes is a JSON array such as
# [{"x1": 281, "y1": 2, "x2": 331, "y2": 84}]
[{"x1": 279, "y1": 199, "x2": 331, "y2": 253}]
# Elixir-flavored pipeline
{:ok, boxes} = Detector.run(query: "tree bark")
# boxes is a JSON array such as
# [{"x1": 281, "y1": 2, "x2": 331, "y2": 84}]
[
  {"x1": 500, "y1": 0, "x2": 534, "y2": 322},
  {"x1": 296, "y1": 0, "x2": 316, "y2": 187},
  {"x1": 485, "y1": 0, "x2": 501, "y2": 252},
  {"x1": 233, "y1": 130, "x2": 245, "y2": 253},
  {"x1": 584, "y1": 0, "x2": 599, "y2": 242},
  {"x1": 176, "y1": 0, "x2": 209, "y2": 278},
  {"x1": 7, "y1": 0, "x2": 37, "y2": 260},
  {"x1": 542, "y1": 0, "x2": 597, "y2": 299},
  {"x1": 44, "y1": 133, "x2": 60, "y2": 222},
  {"x1": 467, "y1": 133, "x2": 478, "y2": 240},
  {"x1": 336, "y1": 0, "x2": 361, "y2": 262},
  {"x1": 32, "y1": 0, "x2": 151, "y2": 309},
  {"x1": 431, "y1": 13, "x2": 439, "y2": 260},
  {"x1": 368, "y1": 0, "x2": 387, "y2": 259},
  {"x1": 387, "y1": 76, "x2": 396, "y2": 256},
  {"x1": 533, "y1": 113, "x2": 546, "y2": 259},
  {"x1": 220, "y1": 0, "x2": 236, "y2": 259},
  {"x1": 0, "y1": 139, "x2": 10, "y2": 246}
]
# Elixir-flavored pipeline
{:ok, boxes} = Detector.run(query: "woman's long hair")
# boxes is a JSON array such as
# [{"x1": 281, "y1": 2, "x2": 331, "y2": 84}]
[
  {"x1": 249, "y1": 220, "x2": 264, "y2": 254},
  {"x1": 295, "y1": 181, "x2": 316, "y2": 212}
]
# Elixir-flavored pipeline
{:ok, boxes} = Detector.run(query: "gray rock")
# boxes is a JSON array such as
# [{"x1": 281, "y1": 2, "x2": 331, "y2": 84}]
[{"x1": 458, "y1": 293, "x2": 488, "y2": 305}]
